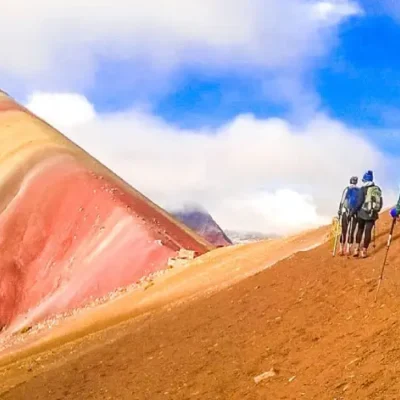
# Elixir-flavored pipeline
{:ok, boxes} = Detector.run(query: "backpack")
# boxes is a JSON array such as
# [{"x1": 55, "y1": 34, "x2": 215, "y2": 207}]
[
  {"x1": 362, "y1": 185, "x2": 382, "y2": 215},
  {"x1": 344, "y1": 186, "x2": 359, "y2": 212}
]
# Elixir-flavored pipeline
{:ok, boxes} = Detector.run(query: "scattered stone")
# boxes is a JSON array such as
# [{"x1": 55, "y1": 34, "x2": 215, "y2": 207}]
[
  {"x1": 345, "y1": 358, "x2": 359, "y2": 369},
  {"x1": 19, "y1": 326, "x2": 32, "y2": 334},
  {"x1": 335, "y1": 381, "x2": 348, "y2": 390},
  {"x1": 168, "y1": 248, "x2": 196, "y2": 268},
  {"x1": 167, "y1": 258, "x2": 189, "y2": 268},
  {"x1": 178, "y1": 248, "x2": 196, "y2": 260},
  {"x1": 254, "y1": 368, "x2": 277, "y2": 384},
  {"x1": 288, "y1": 376, "x2": 296, "y2": 383},
  {"x1": 144, "y1": 281, "x2": 155, "y2": 291},
  {"x1": 0, "y1": 266, "x2": 173, "y2": 352}
]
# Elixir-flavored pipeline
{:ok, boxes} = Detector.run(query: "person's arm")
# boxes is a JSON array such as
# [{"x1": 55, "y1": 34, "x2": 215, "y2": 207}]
[
  {"x1": 389, "y1": 193, "x2": 400, "y2": 217},
  {"x1": 390, "y1": 194, "x2": 400, "y2": 218},
  {"x1": 354, "y1": 187, "x2": 365, "y2": 212},
  {"x1": 338, "y1": 187, "x2": 348, "y2": 215},
  {"x1": 395, "y1": 194, "x2": 400, "y2": 214}
]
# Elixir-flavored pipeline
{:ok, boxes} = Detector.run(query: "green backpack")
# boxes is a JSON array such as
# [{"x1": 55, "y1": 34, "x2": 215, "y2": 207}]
[{"x1": 362, "y1": 185, "x2": 382, "y2": 215}]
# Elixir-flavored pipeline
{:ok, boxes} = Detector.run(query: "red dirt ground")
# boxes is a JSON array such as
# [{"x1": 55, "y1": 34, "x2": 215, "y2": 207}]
[{"x1": 1, "y1": 214, "x2": 400, "y2": 399}]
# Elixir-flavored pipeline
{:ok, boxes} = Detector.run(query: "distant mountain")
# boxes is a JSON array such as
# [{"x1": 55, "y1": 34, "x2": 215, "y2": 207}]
[
  {"x1": 225, "y1": 230, "x2": 276, "y2": 245},
  {"x1": 172, "y1": 205, "x2": 232, "y2": 247}
]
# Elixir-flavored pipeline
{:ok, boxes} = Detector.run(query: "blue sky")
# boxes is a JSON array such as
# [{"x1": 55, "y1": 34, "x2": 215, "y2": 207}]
[
  {"x1": 72, "y1": 1, "x2": 400, "y2": 156},
  {"x1": 318, "y1": 13, "x2": 400, "y2": 127}
]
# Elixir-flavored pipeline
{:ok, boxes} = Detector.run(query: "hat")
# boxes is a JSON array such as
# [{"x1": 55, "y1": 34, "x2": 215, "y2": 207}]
[
  {"x1": 362, "y1": 170, "x2": 373, "y2": 182},
  {"x1": 350, "y1": 176, "x2": 358, "y2": 185}
]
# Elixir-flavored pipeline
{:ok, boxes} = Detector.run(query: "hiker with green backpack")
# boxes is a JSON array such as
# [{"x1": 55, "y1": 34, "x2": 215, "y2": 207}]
[{"x1": 353, "y1": 170, "x2": 383, "y2": 258}]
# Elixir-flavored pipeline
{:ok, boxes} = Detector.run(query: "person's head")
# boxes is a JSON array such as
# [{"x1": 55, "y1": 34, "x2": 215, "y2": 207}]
[
  {"x1": 349, "y1": 176, "x2": 358, "y2": 186},
  {"x1": 362, "y1": 170, "x2": 374, "y2": 184}
]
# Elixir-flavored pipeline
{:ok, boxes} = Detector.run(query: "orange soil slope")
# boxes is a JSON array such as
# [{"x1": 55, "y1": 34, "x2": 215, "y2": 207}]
[
  {"x1": 2, "y1": 214, "x2": 400, "y2": 399},
  {"x1": 0, "y1": 90, "x2": 212, "y2": 333}
]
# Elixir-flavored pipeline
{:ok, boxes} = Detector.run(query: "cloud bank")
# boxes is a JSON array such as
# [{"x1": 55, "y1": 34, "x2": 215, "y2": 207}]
[
  {"x1": 1, "y1": 0, "x2": 361, "y2": 100},
  {"x1": 26, "y1": 91, "x2": 395, "y2": 236}
]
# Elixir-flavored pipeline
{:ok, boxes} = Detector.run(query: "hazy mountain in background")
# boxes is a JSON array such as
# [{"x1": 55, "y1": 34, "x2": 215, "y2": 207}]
[{"x1": 172, "y1": 204, "x2": 232, "y2": 247}]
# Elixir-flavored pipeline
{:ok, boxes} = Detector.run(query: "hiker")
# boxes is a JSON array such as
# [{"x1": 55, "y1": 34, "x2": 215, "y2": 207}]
[
  {"x1": 337, "y1": 176, "x2": 360, "y2": 255},
  {"x1": 353, "y1": 170, "x2": 383, "y2": 258},
  {"x1": 390, "y1": 196, "x2": 400, "y2": 219}
]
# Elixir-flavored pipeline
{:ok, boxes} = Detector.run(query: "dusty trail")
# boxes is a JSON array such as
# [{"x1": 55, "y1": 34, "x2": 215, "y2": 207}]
[{"x1": 2, "y1": 217, "x2": 400, "y2": 399}]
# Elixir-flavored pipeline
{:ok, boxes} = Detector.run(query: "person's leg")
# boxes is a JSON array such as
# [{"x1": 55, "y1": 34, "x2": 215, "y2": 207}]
[
  {"x1": 354, "y1": 218, "x2": 365, "y2": 257},
  {"x1": 355, "y1": 218, "x2": 365, "y2": 243},
  {"x1": 361, "y1": 221, "x2": 374, "y2": 258},
  {"x1": 339, "y1": 213, "x2": 349, "y2": 255},
  {"x1": 345, "y1": 214, "x2": 357, "y2": 255},
  {"x1": 349, "y1": 215, "x2": 357, "y2": 244}
]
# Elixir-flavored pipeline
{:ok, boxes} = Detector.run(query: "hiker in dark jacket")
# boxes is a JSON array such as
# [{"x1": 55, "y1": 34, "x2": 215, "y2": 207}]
[
  {"x1": 353, "y1": 170, "x2": 383, "y2": 258},
  {"x1": 337, "y1": 176, "x2": 359, "y2": 256}
]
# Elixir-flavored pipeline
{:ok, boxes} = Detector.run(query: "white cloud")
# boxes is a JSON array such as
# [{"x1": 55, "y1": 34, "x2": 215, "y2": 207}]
[
  {"x1": 0, "y1": 0, "x2": 361, "y2": 95},
  {"x1": 214, "y1": 190, "x2": 330, "y2": 235},
  {"x1": 26, "y1": 92, "x2": 96, "y2": 130},
  {"x1": 313, "y1": 1, "x2": 363, "y2": 22},
  {"x1": 25, "y1": 91, "x2": 395, "y2": 236}
]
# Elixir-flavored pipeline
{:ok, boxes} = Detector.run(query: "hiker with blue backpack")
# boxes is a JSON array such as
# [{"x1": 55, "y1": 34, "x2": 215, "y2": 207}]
[
  {"x1": 352, "y1": 170, "x2": 383, "y2": 258},
  {"x1": 337, "y1": 176, "x2": 360, "y2": 256}
]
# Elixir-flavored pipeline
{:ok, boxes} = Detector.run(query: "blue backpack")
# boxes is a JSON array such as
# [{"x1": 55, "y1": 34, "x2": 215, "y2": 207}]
[{"x1": 344, "y1": 186, "x2": 359, "y2": 212}]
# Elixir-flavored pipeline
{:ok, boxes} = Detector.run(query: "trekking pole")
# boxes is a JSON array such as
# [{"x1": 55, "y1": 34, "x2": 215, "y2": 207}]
[
  {"x1": 375, "y1": 218, "x2": 397, "y2": 302},
  {"x1": 333, "y1": 214, "x2": 342, "y2": 257},
  {"x1": 333, "y1": 188, "x2": 347, "y2": 257}
]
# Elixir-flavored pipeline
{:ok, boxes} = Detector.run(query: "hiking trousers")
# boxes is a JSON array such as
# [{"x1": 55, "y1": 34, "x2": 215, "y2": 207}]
[
  {"x1": 340, "y1": 212, "x2": 357, "y2": 244},
  {"x1": 355, "y1": 218, "x2": 375, "y2": 249}
]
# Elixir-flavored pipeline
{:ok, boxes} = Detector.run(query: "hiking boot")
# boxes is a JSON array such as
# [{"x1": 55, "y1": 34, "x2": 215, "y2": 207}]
[
  {"x1": 361, "y1": 248, "x2": 368, "y2": 258},
  {"x1": 353, "y1": 245, "x2": 360, "y2": 257}
]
